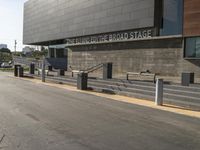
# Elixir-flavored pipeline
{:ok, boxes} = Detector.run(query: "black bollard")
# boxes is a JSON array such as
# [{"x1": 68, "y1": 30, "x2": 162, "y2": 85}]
[
  {"x1": 103, "y1": 63, "x2": 113, "y2": 80},
  {"x1": 181, "y1": 72, "x2": 194, "y2": 86},
  {"x1": 18, "y1": 66, "x2": 24, "y2": 77},
  {"x1": 58, "y1": 69, "x2": 65, "y2": 76},
  {"x1": 14, "y1": 65, "x2": 21, "y2": 77},
  {"x1": 29, "y1": 63, "x2": 35, "y2": 74},
  {"x1": 77, "y1": 72, "x2": 88, "y2": 90},
  {"x1": 48, "y1": 66, "x2": 53, "y2": 71}
]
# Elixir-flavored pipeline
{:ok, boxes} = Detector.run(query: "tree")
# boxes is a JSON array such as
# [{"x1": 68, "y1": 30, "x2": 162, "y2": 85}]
[
  {"x1": 0, "y1": 52, "x2": 12, "y2": 62},
  {"x1": 40, "y1": 46, "x2": 48, "y2": 56},
  {"x1": 0, "y1": 48, "x2": 11, "y2": 53}
]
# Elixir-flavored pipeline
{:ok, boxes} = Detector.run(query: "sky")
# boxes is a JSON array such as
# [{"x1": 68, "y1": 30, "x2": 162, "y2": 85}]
[{"x1": 0, "y1": 0, "x2": 28, "y2": 51}]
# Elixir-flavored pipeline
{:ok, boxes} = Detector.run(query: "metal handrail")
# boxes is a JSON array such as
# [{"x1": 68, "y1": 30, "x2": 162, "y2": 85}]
[
  {"x1": 69, "y1": 63, "x2": 104, "y2": 74},
  {"x1": 86, "y1": 63, "x2": 103, "y2": 73},
  {"x1": 68, "y1": 65, "x2": 73, "y2": 71}
]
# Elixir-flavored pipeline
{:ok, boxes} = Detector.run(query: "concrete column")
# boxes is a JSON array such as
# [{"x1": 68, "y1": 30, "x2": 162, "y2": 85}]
[
  {"x1": 155, "y1": 78, "x2": 163, "y2": 106},
  {"x1": 48, "y1": 66, "x2": 53, "y2": 71}
]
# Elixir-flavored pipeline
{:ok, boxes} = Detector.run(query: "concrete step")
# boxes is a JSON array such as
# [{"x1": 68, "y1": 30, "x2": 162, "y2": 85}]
[
  {"x1": 164, "y1": 88, "x2": 200, "y2": 98},
  {"x1": 164, "y1": 98, "x2": 200, "y2": 111},
  {"x1": 24, "y1": 74, "x2": 200, "y2": 110},
  {"x1": 89, "y1": 77, "x2": 200, "y2": 92},
  {"x1": 90, "y1": 86, "x2": 200, "y2": 111},
  {"x1": 93, "y1": 78, "x2": 200, "y2": 93},
  {"x1": 164, "y1": 84, "x2": 200, "y2": 93},
  {"x1": 88, "y1": 79, "x2": 200, "y2": 100},
  {"x1": 88, "y1": 79, "x2": 155, "y2": 94},
  {"x1": 53, "y1": 76, "x2": 156, "y2": 92},
  {"x1": 48, "y1": 76, "x2": 77, "y2": 84},
  {"x1": 89, "y1": 82, "x2": 155, "y2": 96},
  {"x1": 88, "y1": 81, "x2": 155, "y2": 92},
  {"x1": 89, "y1": 78, "x2": 155, "y2": 87},
  {"x1": 46, "y1": 78, "x2": 76, "y2": 86},
  {"x1": 54, "y1": 76, "x2": 156, "y2": 88},
  {"x1": 89, "y1": 86, "x2": 155, "y2": 101},
  {"x1": 164, "y1": 93, "x2": 200, "y2": 104},
  {"x1": 89, "y1": 79, "x2": 200, "y2": 110}
]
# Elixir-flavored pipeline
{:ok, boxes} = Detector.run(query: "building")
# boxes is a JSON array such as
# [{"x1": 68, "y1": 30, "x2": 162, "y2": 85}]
[
  {"x1": 22, "y1": 46, "x2": 33, "y2": 55},
  {"x1": 0, "y1": 44, "x2": 8, "y2": 49},
  {"x1": 23, "y1": 0, "x2": 200, "y2": 77}
]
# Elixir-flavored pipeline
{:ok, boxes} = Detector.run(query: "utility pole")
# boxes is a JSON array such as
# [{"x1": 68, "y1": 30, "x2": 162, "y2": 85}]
[{"x1": 14, "y1": 40, "x2": 17, "y2": 53}]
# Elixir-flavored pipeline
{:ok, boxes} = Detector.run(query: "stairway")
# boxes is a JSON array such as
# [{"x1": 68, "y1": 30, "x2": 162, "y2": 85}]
[{"x1": 25, "y1": 74, "x2": 200, "y2": 111}]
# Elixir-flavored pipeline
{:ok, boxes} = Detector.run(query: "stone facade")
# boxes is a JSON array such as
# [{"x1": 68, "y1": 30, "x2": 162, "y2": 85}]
[{"x1": 68, "y1": 38, "x2": 200, "y2": 77}]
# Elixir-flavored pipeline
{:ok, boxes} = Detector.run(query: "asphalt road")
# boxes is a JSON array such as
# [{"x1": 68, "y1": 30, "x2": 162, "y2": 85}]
[{"x1": 0, "y1": 72, "x2": 199, "y2": 150}]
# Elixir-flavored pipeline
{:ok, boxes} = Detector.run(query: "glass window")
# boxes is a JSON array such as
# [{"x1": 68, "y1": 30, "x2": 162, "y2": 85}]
[
  {"x1": 185, "y1": 37, "x2": 200, "y2": 58},
  {"x1": 49, "y1": 48, "x2": 55, "y2": 58},
  {"x1": 160, "y1": 0, "x2": 183, "y2": 36},
  {"x1": 56, "y1": 49, "x2": 65, "y2": 58},
  {"x1": 49, "y1": 44, "x2": 67, "y2": 58}
]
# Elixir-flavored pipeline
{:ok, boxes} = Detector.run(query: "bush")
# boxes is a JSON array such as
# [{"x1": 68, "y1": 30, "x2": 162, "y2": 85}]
[
  {"x1": 0, "y1": 48, "x2": 11, "y2": 53},
  {"x1": 0, "y1": 52, "x2": 12, "y2": 62}
]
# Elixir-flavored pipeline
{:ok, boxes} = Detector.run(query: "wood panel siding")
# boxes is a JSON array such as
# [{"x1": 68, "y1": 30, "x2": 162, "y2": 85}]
[{"x1": 184, "y1": 0, "x2": 200, "y2": 36}]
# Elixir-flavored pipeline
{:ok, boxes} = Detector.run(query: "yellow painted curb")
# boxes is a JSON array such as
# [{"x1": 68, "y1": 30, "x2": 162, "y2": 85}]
[{"x1": 10, "y1": 76, "x2": 200, "y2": 119}]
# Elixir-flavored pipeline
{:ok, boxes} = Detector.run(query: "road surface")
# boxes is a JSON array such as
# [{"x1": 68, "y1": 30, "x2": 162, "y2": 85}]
[{"x1": 0, "y1": 72, "x2": 199, "y2": 150}]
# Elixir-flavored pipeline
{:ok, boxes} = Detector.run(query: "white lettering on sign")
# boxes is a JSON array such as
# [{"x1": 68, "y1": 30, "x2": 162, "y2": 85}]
[{"x1": 66, "y1": 29, "x2": 154, "y2": 46}]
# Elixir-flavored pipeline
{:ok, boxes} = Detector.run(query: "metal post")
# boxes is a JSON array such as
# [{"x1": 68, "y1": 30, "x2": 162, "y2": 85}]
[
  {"x1": 48, "y1": 66, "x2": 53, "y2": 71},
  {"x1": 103, "y1": 62, "x2": 113, "y2": 80},
  {"x1": 181, "y1": 72, "x2": 194, "y2": 86},
  {"x1": 58, "y1": 69, "x2": 65, "y2": 76},
  {"x1": 42, "y1": 57, "x2": 45, "y2": 82},
  {"x1": 77, "y1": 72, "x2": 88, "y2": 90},
  {"x1": 18, "y1": 66, "x2": 24, "y2": 77},
  {"x1": 14, "y1": 65, "x2": 21, "y2": 77},
  {"x1": 30, "y1": 63, "x2": 35, "y2": 75},
  {"x1": 14, "y1": 40, "x2": 17, "y2": 53},
  {"x1": 155, "y1": 78, "x2": 163, "y2": 106}
]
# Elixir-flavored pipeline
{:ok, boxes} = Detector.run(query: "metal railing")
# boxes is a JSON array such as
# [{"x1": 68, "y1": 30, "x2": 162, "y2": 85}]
[
  {"x1": 86, "y1": 63, "x2": 103, "y2": 73},
  {"x1": 69, "y1": 63, "x2": 104, "y2": 77}
]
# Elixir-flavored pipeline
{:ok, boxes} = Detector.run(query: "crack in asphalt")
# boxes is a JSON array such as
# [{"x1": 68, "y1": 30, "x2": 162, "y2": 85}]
[{"x1": 0, "y1": 134, "x2": 5, "y2": 144}]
